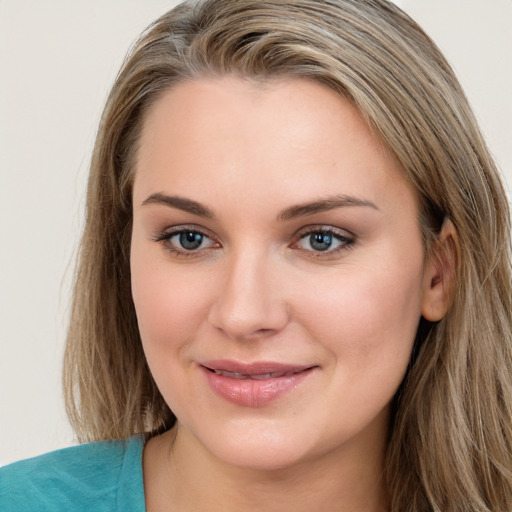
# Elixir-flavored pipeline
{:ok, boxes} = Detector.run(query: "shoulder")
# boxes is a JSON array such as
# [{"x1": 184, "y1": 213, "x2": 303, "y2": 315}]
[{"x1": 0, "y1": 435, "x2": 145, "y2": 512}]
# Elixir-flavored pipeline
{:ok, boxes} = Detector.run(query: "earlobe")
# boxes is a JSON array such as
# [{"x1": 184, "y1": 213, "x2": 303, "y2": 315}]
[{"x1": 421, "y1": 219, "x2": 459, "y2": 322}]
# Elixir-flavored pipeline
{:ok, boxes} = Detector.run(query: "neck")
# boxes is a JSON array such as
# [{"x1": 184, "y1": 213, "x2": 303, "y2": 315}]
[{"x1": 143, "y1": 424, "x2": 390, "y2": 512}]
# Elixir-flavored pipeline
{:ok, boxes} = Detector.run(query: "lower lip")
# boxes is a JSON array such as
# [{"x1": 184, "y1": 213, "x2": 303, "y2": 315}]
[{"x1": 201, "y1": 367, "x2": 314, "y2": 407}]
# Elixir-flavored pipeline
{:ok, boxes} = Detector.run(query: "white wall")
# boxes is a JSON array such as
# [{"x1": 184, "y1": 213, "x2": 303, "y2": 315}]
[
  {"x1": 402, "y1": 0, "x2": 512, "y2": 191},
  {"x1": 1, "y1": 0, "x2": 511, "y2": 466},
  {"x1": 0, "y1": 0, "x2": 179, "y2": 465}
]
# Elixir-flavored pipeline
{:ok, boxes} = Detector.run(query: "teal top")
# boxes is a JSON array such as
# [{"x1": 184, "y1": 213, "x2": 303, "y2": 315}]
[{"x1": 0, "y1": 436, "x2": 146, "y2": 512}]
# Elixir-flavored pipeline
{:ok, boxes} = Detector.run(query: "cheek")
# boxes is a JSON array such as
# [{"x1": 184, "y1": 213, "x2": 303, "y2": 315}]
[
  {"x1": 296, "y1": 261, "x2": 424, "y2": 436},
  {"x1": 130, "y1": 253, "x2": 216, "y2": 416},
  {"x1": 292, "y1": 254, "x2": 424, "y2": 375},
  {"x1": 130, "y1": 243, "x2": 209, "y2": 359}
]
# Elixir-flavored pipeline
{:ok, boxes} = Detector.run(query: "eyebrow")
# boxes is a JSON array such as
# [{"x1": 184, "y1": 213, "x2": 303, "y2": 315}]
[
  {"x1": 141, "y1": 192, "x2": 378, "y2": 220},
  {"x1": 277, "y1": 195, "x2": 379, "y2": 221},
  {"x1": 141, "y1": 193, "x2": 215, "y2": 218}
]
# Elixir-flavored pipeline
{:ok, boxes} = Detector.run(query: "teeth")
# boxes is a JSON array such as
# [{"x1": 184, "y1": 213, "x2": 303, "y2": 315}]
[
  {"x1": 251, "y1": 372, "x2": 283, "y2": 380},
  {"x1": 213, "y1": 370, "x2": 247, "y2": 379},
  {"x1": 212, "y1": 369, "x2": 299, "y2": 379}
]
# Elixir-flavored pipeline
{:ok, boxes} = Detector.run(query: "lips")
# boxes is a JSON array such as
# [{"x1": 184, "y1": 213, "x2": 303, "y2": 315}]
[
  {"x1": 200, "y1": 360, "x2": 316, "y2": 407},
  {"x1": 208, "y1": 369, "x2": 303, "y2": 380}
]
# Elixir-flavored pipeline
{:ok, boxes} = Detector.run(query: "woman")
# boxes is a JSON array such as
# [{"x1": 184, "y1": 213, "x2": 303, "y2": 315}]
[{"x1": 1, "y1": 0, "x2": 511, "y2": 511}]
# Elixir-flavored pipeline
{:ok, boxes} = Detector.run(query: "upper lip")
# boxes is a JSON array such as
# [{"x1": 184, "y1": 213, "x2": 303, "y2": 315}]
[{"x1": 200, "y1": 360, "x2": 315, "y2": 376}]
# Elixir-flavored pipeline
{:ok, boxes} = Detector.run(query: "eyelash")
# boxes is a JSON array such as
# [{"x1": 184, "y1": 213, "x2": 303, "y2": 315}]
[
  {"x1": 293, "y1": 227, "x2": 356, "y2": 258},
  {"x1": 152, "y1": 225, "x2": 356, "y2": 259},
  {"x1": 152, "y1": 226, "x2": 218, "y2": 258}
]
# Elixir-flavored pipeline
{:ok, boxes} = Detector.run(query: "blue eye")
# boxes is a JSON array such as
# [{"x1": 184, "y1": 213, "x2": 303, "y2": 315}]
[
  {"x1": 154, "y1": 227, "x2": 218, "y2": 256},
  {"x1": 296, "y1": 228, "x2": 354, "y2": 254},
  {"x1": 176, "y1": 231, "x2": 205, "y2": 250},
  {"x1": 309, "y1": 232, "x2": 334, "y2": 251}
]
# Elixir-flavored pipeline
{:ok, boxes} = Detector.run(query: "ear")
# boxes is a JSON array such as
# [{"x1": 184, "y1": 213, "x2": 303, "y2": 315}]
[{"x1": 421, "y1": 219, "x2": 459, "y2": 322}]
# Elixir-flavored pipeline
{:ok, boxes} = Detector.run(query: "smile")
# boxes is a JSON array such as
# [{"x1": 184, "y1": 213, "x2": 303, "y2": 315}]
[
  {"x1": 200, "y1": 361, "x2": 316, "y2": 407},
  {"x1": 207, "y1": 369, "x2": 306, "y2": 380}
]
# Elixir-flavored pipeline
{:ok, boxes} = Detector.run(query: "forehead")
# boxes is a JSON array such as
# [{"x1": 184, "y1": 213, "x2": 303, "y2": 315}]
[{"x1": 134, "y1": 77, "x2": 417, "y2": 218}]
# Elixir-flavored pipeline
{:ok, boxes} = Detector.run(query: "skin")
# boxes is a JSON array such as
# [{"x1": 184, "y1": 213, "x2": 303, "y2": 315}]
[{"x1": 130, "y1": 77, "x2": 454, "y2": 512}]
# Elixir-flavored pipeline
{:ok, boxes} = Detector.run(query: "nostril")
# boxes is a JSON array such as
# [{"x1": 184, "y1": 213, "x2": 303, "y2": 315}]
[{"x1": 254, "y1": 328, "x2": 274, "y2": 335}]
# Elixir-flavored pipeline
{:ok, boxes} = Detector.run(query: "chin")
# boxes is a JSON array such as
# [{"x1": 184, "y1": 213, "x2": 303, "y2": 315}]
[
  {"x1": 182, "y1": 416, "x2": 338, "y2": 472},
  {"x1": 208, "y1": 436, "x2": 311, "y2": 472}
]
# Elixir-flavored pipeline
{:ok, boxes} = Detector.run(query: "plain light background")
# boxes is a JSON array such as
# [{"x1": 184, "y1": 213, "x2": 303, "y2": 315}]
[{"x1": 1, "y1": 0, "x2": 511, "y2": 466}]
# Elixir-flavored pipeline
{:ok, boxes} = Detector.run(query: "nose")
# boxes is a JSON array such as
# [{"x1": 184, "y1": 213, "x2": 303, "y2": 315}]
[{"x1": 207, "y1": 249, "x2": 290, "y2": 341}]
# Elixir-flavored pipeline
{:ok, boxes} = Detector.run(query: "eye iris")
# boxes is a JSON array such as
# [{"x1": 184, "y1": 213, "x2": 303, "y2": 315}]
[
  {"x1": 179, "y1": 231, "x2": 203, "y2": 250},
  {"x1": 310, "y1": 232, "x2": 332, "y2": 251}
]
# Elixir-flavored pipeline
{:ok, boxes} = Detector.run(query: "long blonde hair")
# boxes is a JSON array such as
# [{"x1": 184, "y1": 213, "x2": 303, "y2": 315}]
[{"x1": 63, "y1": 0, "x2": 512, "y2": 509}]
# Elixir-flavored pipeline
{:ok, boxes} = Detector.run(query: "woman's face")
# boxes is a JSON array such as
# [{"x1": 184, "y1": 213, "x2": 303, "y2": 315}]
[{"x1": 131, "y1": 77, "x2": 438, "y2": 470}]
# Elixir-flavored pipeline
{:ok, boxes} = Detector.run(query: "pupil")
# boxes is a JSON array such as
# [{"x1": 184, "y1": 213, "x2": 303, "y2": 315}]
[
  {"x1": 310, "y1": 233, "x2": 332, "y2": 251},
  {"x1": 180, "y1": 232, "x2": 203, "y2": 250}
]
